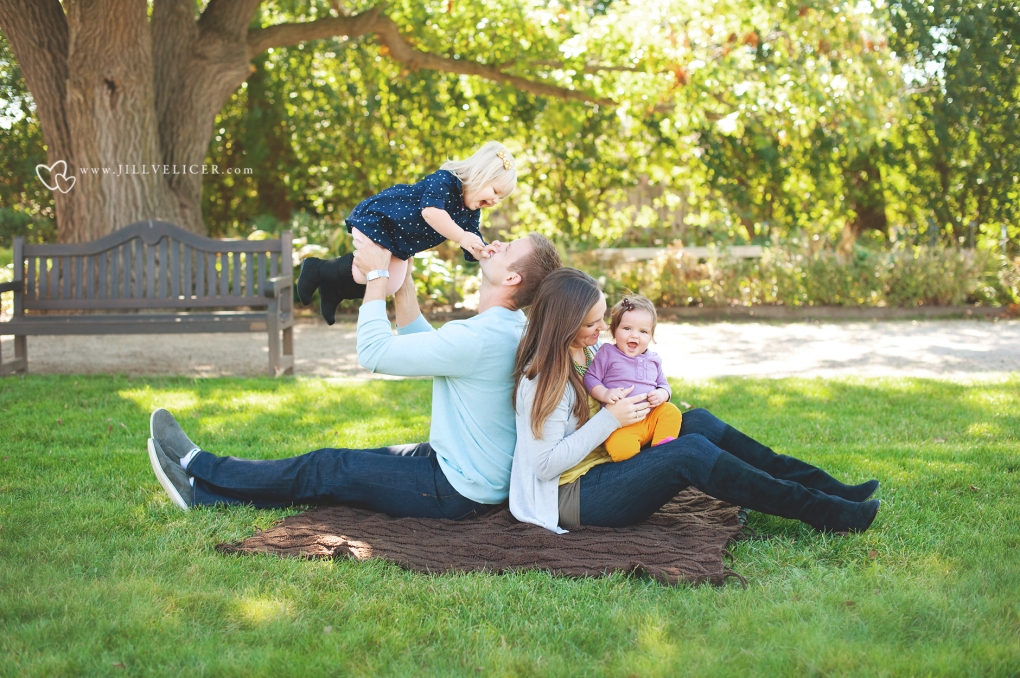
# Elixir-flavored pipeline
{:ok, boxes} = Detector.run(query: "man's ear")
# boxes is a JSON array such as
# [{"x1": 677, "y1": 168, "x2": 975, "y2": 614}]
[{"x1": 502, "y1": 270, "x2": 523, "y2": 287}]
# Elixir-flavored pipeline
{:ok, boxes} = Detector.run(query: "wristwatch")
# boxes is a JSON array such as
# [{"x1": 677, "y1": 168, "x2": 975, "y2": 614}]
[{"x1": 365, "y1": 269, "x2": 390, "y2": 282}]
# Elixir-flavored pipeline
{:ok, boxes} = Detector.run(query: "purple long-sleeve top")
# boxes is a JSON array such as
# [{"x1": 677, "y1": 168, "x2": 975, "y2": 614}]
[{"x1": 583, "y1": 343, "x2": 671, "y2": 400}]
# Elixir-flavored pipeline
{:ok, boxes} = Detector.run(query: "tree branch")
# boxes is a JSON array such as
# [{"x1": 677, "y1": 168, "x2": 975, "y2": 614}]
[
  {"x1": 246, "y1": 8, "x2": 382, "y2": 55},
  {"x1": 528, "y1": 59, "x2": 647, "y2": 73},
  {"x1": 199, "y1": 0, "x2": 263, "y2": 41},
  {"x1": 246, "y1": 8, "x2": 613, "y2": 106}
]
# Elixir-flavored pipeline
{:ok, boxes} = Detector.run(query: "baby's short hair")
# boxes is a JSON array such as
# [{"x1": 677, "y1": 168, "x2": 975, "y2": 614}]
[{"x1": 609, "y1": 295, "x2": 658, "y2": 338}]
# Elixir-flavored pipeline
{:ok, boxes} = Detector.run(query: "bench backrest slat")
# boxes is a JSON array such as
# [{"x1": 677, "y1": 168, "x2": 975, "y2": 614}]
[
  {"x1": 26, "y1": 257, "x2": 35, "y2": 300},
  {"x1": 15, "y1": 220, "x2": 290, "y2": 312},
  {"x1": 257, "y1": 252, "x2": 267, "y2": 297},
  {"x1": 39, "y1": 258, "x2": 48, "y2": 299},
  {"x1": 131, "y1": 243, "x2": 139, "y2": 298},
  {"x1": 245, "y1": 251, "x2": 254, "y2": 298},
  {"x1": 61, "y1": 257, "x2": 70, "y2": 299},
  {"x1": 184, "y1": 244, "x2": 196, "y2": 298},
  {"x1": 109, "y1": 247, "x2": 118, "y2": 299},
  {"x1": 218, "y1": 252, "x2": 228, "y2": 297},
  {"x1": 157, "y1": 239, "x2": 167, "y2": 298},
  {"x1": 74, "y1": 257, "x2": 83, "y2": 300},
  {"x1": 169, "y1": 240, "x2": 180, "y2": 299},
  {"x1": 98, "y1": 253, "x2": 107, "y2": 299},
  {"x1": 146, "y1": 241, "x2": 155, "y2": 298}
]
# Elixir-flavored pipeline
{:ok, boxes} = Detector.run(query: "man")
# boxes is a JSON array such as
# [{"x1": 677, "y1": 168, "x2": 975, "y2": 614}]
[{"x1": 147, "y1": 233, "x2": 561, "y2": 519}]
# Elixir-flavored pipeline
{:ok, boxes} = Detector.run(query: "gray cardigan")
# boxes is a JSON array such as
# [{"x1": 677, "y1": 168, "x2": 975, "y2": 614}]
[{"x1": 509, "y1": 376, "x2": 620, "y2": 533}]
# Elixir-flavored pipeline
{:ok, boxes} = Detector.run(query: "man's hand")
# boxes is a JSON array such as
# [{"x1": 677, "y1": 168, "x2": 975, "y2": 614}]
[
  {"x1": 459, "y1": 232, "x2": 489, "y2": 259},
  {"x1": 646, "y1": 388, "x2": 670, "y2": 408},
  {"x1": 353, "y1": 237, "x2": 392, "y2": 275}
]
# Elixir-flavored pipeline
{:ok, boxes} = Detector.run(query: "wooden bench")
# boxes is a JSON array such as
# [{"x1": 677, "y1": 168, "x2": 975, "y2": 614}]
[{"x1": 0, "y1": 220, "x2": 295, "y2": 377}]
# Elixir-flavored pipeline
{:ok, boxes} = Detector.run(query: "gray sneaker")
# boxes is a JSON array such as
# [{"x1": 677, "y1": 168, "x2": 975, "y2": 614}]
[
  {"x1": 150, "y1": 408, "x2": 199, "y2": 465},
  {"x1": 148, "y1": 438, "x2": 193, "y2": 511}
]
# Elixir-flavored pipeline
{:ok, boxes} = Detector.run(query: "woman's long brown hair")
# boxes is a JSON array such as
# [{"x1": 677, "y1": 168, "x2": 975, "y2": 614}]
[{"x1": 513, "y1": 268, "x2": 603, "y2": 438}]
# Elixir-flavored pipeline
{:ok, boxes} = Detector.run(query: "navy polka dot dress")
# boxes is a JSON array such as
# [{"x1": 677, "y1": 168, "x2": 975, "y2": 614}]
[{"x1": 346, "y1": 169, "x2": 484, "y2": 262}]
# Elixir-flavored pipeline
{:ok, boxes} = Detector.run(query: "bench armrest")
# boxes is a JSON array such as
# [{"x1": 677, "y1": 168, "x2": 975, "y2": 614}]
[
  {"x1": 0, "y1": 281, "x2": 17, "y2": 294},
  {"x1": 263, "y1": 275, "x2": 293, "y2": 299}
]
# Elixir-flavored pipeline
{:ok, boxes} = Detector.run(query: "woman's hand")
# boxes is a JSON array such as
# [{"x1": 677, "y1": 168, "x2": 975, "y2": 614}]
[
  {"x1": 646, "y1": 388, "x2": 670, "y2": 408},
  {"x1": 605, "y1": 392, "x2": 651, "y2": 427}
]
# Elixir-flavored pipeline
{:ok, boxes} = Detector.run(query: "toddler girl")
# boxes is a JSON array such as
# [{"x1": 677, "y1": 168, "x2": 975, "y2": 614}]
[
  {"x1": 298, "y1": 141, "x2": 517, "y2": 324},
  {"x1": 583, "y1": 295, "x2": 682, "y2": 461}
]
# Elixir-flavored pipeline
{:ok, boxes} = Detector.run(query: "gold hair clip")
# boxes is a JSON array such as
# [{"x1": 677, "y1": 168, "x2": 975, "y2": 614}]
[{"x1": 496, "y1": 150, "x2": 512, "y2": 170}]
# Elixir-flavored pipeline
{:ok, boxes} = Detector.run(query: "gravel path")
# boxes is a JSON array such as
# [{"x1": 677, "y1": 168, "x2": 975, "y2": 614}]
[{"x1": 3, "y1": 318, "x2": 1017, "y2": 380}]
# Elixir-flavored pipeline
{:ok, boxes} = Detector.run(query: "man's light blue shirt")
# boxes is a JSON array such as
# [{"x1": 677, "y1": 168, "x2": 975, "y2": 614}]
[{"x1": 356, "y1": 300, "x2": 526, "y2": 504}]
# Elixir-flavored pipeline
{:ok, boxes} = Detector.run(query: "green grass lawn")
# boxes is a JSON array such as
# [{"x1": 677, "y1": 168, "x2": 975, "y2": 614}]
[{"x1": 1, "y1": 375, "x2": 1018, "y2": 676}]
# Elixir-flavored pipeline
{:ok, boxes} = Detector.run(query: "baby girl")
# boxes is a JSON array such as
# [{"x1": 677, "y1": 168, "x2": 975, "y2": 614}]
[{"x1": 583, "y1": 295, "x2": 682, "y2": 461}]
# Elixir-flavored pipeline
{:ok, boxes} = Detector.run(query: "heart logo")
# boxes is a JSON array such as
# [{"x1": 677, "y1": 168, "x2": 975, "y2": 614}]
[{"x1": 36, "y1": 160, "x2": 76, "y2": 193}]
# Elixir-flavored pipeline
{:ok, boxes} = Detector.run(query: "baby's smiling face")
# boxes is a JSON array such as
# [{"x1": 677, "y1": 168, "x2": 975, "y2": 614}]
[{"x1": 613, "y1": 309, "x2": 654, "y2": 357}]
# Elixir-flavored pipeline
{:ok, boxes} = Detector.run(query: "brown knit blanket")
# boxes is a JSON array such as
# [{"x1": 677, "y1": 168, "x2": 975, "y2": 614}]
[{"x1": 216, "y1": 488, "x2": 746, "y2": 586}]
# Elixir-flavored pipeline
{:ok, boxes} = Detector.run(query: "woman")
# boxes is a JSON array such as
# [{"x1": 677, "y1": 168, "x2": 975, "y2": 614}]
[{"x1": 509, "y1": 268, "x2": 881, "y2": 534}]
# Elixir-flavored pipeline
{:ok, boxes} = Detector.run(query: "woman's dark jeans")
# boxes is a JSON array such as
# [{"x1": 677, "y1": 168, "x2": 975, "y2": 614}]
[
  {"x1": 578, "y1": 408, "x2": 868, "y2": 527},
  {"x1": 678, "y1": 408, "x2": 728, "y2": 445},
  {"x1": 578, "y1": 408, "x2": 731, "y2": 527},
  {"x1": 186, "y1": 442, "x2": 494, "y2": 521},
  {"x1": 579, "y1": 434, "x2": 722, "y2": 527}
]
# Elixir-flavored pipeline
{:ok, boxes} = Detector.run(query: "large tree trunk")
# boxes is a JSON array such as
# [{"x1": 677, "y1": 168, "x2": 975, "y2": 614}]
[
  {"x1": 64, "y1": 0, "x2": 183, "y2": 241},
  {"x1": 1, "y1": 0, "x2": 606, "y2": 242}
]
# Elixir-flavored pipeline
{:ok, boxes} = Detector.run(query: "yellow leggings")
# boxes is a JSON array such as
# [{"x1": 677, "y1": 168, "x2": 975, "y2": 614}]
[{"x1": 604, "y1": 401, "x2": 683, "y2": 462}]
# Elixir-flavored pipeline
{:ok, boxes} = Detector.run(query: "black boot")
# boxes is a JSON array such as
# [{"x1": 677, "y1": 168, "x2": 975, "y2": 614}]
[
  {"x1": 297, "y1": 254, "x2": 366, "y2": 326},
  {"x1": 700, "y1": 451, "x2": 880, "y2": 533},
  {"x1": 719, "y1": 426, "x2": 879, "y2": 502}
]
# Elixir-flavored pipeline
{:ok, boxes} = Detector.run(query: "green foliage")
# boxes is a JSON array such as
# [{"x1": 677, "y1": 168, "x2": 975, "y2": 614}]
[
  {"x1": 1, "y1": 375, "x2": 1019, "y2": 675},
  {"x1": 1, "y1": 0, "x2": 1017, "y2": 261},
  {"x1": 0, "y1": 206, "x2": 57, "y2": 248},
  {"x1": 0, "y1": 33, "x2": 54, "y2": 247},
  {"x1": 575, "y1": 244, "x2": 1011, "y2": 308},
  {"x1": 888, "y1": 0, "x2": 1020, "y2": 243}
]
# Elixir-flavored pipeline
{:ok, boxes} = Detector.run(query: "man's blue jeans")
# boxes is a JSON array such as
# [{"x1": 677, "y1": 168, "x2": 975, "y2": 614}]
[{"x1": 186, "y1": 442, "x2": 493, "y2": 521}]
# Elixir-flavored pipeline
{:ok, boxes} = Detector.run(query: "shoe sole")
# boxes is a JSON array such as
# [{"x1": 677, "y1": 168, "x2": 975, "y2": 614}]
[
  {"x1": 148, "y1": 438, "x2": 190, "y2": 511},
  {"x1": 149, "y1": 408, "x2": 161, "y2": 440}
]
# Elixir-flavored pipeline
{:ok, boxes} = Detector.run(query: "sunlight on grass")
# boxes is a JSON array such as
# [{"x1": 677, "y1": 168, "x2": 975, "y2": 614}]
[
  {"x1": 120, "y1": 388, "x2": 201, "y2": 413},
  {"x1": 231, "y1": 596, "x2": 295, "y2": 627},
  {"x1": 967, "y1": 421, "x2": 1004, "y2": 437}
]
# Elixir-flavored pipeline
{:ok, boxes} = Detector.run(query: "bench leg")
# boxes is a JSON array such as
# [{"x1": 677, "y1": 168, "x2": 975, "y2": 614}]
[
  {"x1": 1, "y1": 335, "x2": 28, "y2": 376},
  {"x1": 282, "y1": 325, "x2": 294, "y2": 376},
  {"x1": 267, "y1": 299, "x2": 281, "y2": 377}
]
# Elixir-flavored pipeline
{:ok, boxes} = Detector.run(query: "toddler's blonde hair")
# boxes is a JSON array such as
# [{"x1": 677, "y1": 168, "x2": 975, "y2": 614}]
[
  {"x1": 441, "y1": 141, "x2": 517, "y2": 199},
  {"x1": 609, "y1": 295, "x2": 658, "y2": 339}
]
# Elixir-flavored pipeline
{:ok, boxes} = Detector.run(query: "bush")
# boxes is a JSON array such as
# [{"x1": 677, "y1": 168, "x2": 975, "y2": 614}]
[
  {"x1": 0, "y1": 207, "x2": 56, "y2": 248},
  {"x1": 569, "y1": 245, "x2": 1011, "y2": 309},
  {"x1": 287, "y1": 212, "x2": 1016, "y2": 312}
]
